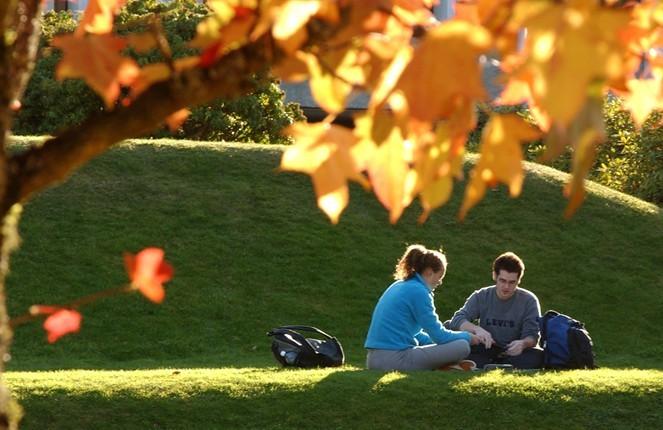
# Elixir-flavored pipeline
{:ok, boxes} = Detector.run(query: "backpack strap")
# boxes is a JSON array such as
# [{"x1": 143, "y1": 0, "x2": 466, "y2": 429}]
[
  {"x1": 540, "y1": 310, "x2": 560, "y2": 345},
  {"x1": 276, "y1": 325, "x2": 335, "y2": 340},
  {"x1": 539, "y1": 310, "x2": 561, "y2": 368},
  {"x1": 267, "y1": 327, "x2": 321, "y2": 357}
]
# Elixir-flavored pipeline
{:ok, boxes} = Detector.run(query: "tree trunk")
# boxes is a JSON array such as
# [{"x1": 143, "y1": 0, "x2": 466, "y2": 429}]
[
  {"x1": 0, "y1": 205, "x2": 23, "y2": 429},
  {"x1": 0, "y1": 1, "x2": 44, "y2": 427}
]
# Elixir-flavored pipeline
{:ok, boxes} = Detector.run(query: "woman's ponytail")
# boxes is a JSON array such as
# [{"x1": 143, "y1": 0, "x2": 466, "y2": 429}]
[{"x1": 393, "y1": 244, "x2": 446, "y2": 280}]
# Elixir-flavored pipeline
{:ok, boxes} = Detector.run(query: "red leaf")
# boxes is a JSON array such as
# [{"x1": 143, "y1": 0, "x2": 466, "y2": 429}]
[
  {"x1": 43, "y1": 309, "x2": 82, "y2": 343},
  {"x1": 124, "y1": 248, "x2": 174, "y2": 304},
  {"x1": 234, "y1": 6, "x2": 254, "y2": 19},
  {"x1": 199, "y1": 41, "x2": 223, "y2": 68},
  {"x1": 166, "y1": 109, "x2": 191, "y2": 132}
]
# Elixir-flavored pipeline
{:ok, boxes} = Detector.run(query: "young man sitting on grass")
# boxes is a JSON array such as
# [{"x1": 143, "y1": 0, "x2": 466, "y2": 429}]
[{"x1": 445, "y1": 252, "x2": 543, "y2": 370}]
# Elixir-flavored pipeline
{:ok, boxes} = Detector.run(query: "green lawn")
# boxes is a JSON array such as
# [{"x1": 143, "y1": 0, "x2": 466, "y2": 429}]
[{"x1": 4, "y1": 136, "x2": 663, "y2": 429}]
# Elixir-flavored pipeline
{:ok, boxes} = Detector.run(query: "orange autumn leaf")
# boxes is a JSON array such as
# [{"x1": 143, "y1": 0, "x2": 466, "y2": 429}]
[
  {"x1": 166, "y1": 109, "x2": 191, "y2": 132},
  {"x1": 272, "y1": 52, "x2": 309, "y2": 82},
  {"x1": 77, "y1": 0, "x2": 126, "y2": 35},
  {"x1": 43, "y1": 309, "x2": 83, "y2": 344},
  {"x1": 192, "y1": 8, "x2": 257, "y2": 65},
  {"x1": 323, "y1": 0, "x2": 390, "y2": 47},
  {"x1": 124, "y1": 247, "x2": 174, "y2": 304},
  {"x1": 130, "y1": 63, "x2": 172, "y2": 98},
  {"x1": 281, "y1": 121, "x2": 373, "y2": 223},
  {"x1": 126, "y1": 32, "x2": 158, "y2": 54},
  {"x1": 52, "y1": 34, "x2": 140, "y2": 108},
  {"x1": 396, "y1": 20, "x2": 491, "y2": 124},
  {"x1": 129, "y1": 57, "x2": 199, "y2": 99},
  {"x1": 459, "y1": 113, "x2": 541, "y2": 220},
  {"x1": 391, "y1": 4, "x2": 434, "y2": 27},
  {"x1": 459, "y1": 0, "x2": 523, "y2": 56},
  {"x1": 454, "y1": 1, "x2": 480, "y2": 24},
  {"x1": 394, "y1": 0, "x2": 436, "y2": 11}
]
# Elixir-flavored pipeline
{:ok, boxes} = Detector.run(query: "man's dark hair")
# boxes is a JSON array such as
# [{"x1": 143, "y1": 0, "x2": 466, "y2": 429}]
[{"x1": 493, "y1": 252, "x2": 525, "y2": 280}]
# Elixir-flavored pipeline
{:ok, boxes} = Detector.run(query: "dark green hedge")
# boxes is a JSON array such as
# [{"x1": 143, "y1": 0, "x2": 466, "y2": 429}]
[{"x1": 13, "y1": 0, "x2": 303, "y2": 144}]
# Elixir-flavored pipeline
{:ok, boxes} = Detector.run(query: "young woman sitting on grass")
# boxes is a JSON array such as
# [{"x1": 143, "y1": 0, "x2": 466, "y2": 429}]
[{"x1": 364, "y1": 244, "x2": 479, "y2": 371}]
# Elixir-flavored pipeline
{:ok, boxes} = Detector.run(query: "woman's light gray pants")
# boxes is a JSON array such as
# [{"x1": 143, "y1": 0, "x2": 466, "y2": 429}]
[{"x1": 366, "y1": 339, "x2": 470, "y2": 371}]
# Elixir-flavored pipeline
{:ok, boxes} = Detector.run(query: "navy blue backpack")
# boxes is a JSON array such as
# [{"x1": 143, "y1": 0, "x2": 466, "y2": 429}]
[{"x1": 539, "y1": 310, "x2": 597, "y2": 369}]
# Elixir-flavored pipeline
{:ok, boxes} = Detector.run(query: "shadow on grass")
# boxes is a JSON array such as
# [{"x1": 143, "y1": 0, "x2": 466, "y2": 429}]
[{"x1": 13, "y1": 368, "x2": 663, "y2": 430}]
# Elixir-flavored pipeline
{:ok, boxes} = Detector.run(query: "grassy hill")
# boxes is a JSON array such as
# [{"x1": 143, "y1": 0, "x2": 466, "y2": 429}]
[{"x1": 3, "y1": 137, "x2": 662, "y2": 429}]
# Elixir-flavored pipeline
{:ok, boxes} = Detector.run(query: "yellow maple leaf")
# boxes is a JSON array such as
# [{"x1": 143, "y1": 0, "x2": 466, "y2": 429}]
[
  {"x1": 459, "y1": 113, "x2": 541, "y2": 220},
  {"x1": 496, "y1": 64, "x2": 552, "y2": 132},
  {"x1": 456, "y1": 0, "x2": 522, "y2": 56},
  {"x1": 560, "y1": 95, "x2": 606, "y2": 218},
  {"x1": 192, "y1": 1, "x2": 236, "y2": 48},
  {"x1": 304, "y1": 48, "x2": 366, "y2": 115},
  {"x1": 77, "y1": 0, "x2": 126, "y2": 35},
  {"x1": 272, "y1": 0, "x2": 322, "y2": 41},
  {"x1": 415, "y1": 123, "x2": 466, "y2": 223},
  {"x1": 281, "y1": 122, "x2": 372, "y2": 223},
  {"x1": 623, "y1": 78, "x2": 663, "y2": 127},
  {"x1": 368, "y1": 45, "x2": 414, "y2": 112},
  {"x1": 510, "y1": 0, "x2": 630, "y2": 127},
  {"x1": 52, "y1": 34, "x2": 140, "y2": 108},
  {"x1": 252, "y1": 0, "x2": 339, "y2": 54},
  {"x1": 396, "y1": 20, "x2": 491, "y2": 124},
  {"x1": 354, "y1": 111, "x2": 413, "y2": 223}
]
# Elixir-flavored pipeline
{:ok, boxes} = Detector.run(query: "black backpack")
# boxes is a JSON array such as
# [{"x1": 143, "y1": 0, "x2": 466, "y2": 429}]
[
  {"x1": 267, "y1": 325, "x2": 345, "y2": 368},
  {"x1": 539, "y1": 310, "x2": 597, "y2": 369}
]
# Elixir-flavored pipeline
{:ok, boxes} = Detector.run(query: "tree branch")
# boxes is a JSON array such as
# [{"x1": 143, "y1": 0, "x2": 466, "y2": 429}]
[
  {"x1": 5, "y1": 35, "x2": 277, "y2": 212},
  {"x1": 8, "y1": 0, "x2": 42, "y2": 105}
]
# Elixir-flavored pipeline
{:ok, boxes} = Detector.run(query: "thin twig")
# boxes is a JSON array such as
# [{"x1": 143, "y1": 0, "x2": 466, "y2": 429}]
[{"x1": 9, "y1": 284, "x2": 133, "y2": 329}]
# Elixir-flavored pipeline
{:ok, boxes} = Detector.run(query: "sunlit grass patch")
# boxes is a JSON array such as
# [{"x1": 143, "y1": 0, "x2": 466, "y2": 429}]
[
  {"x1": 8, "y1": 367, "x2": 663, "y2": 400},
  {"x1": 6, "y1": 367, "x2": 364, "y2": 400},
  {"x1": 5, "y1": 367, "x2": 663, "y2": 429},
  {"x1": 370, "y1": 371, "x2": 408, "y2": 392},
  {"x1": 453, "y1": 368, "x2": 663, "y2": 399}
]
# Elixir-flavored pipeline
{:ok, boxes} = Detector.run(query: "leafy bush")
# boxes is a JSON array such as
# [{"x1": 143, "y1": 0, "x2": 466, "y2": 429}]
[
  {"x1": 468, "y1": 99, "x2": 662, "y2": 205},
  {"x1": 167, "y1": 82, "x2": 304, "y2": 144},
  {"x1": 12, "y1": 12, "x2": 104, "y2": 135},
  {"x1": 600, "y1": 97, "x2": 663, "y2": 204},
  {"x1": 13, "y1": 0, "x2": 303, "y2": 144}
]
